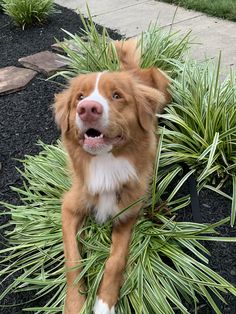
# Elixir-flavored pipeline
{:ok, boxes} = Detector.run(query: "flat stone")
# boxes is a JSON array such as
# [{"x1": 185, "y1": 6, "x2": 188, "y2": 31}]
[
  {"x1": 51, "y1": 42, "x2": 65, "y2": 53},
  {"x1": 18, "y1": 51, "x2": 69, "y2": 76},
  {"x1": 51, "y1": 40, "x2": 83, "y2": 53},
  {"x1": 0, "y1": 66, "x2": 37, "y2": 95}
]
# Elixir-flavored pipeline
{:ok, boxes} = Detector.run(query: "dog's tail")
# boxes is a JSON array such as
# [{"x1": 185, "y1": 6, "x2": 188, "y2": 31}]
[{"x1": 114, "y1": 39, "x2": 141, "y2": 70}]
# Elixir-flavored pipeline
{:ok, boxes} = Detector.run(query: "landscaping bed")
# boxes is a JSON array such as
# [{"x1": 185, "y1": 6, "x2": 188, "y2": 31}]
[{"x1": 0, "y1": 4, "x2": 235, "y2": 314}]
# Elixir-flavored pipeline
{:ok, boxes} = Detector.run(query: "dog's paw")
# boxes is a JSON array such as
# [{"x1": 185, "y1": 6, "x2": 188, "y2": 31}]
[{"x1": 93, "y1": 297, "x2": 115, "y2": 314}]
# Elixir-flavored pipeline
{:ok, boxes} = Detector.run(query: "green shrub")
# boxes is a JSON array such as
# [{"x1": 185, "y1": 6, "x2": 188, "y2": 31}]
[
  {"x1": 0, "y1": 0, "x2": 3, "y2": 12},
  {"x1": 140, "y1": 24, "x2": 191, "y2": 72},
  {"x1": 2, "y1": 0, "x2": 57, "y2": 29},
  {"x1": 0, "y1": 140, "x2": 236, "y2": 313},
  {"x1": 55, "y1": 10, "x2": 191, "y2": 79},
  {"x1": 57, "y1": 12, "x2": 121, "y2": 79},
  {"x1": 159, "y1": 57, "x2": 236, "y2": 225}
]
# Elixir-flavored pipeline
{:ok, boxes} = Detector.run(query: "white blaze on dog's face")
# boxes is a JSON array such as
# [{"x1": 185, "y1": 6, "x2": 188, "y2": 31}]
[
  {"x1": 75, "y1": 71, "x2": 141, "y2": 156},
  {"x1": 54, "y1": 69, "x2": 169, "y2": 156},
  {"x1": 76, "y1": 72, "x2": 114, "y2": 155}
]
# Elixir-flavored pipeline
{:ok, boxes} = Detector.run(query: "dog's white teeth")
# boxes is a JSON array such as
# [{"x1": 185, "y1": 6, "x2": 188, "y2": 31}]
[{"x1": 84, "y1": 133, "x2": 103, "y2": 139}]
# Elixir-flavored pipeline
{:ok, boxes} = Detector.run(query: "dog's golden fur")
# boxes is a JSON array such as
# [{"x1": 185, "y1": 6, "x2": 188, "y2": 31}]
[{"x1": 54, "y1": 39, "x2": 170, "y2": 313}]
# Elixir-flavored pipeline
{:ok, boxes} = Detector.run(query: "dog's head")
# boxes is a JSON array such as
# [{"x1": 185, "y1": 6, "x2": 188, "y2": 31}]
[{"x1": 54, "y1": 68, "x2": 170, "y2": 155}]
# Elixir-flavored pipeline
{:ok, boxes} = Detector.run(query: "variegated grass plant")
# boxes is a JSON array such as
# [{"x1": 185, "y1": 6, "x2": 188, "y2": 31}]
[
  {"x1": 54, "y1": 8, "x2": 191, "y2": 80},
  {"x1": 139, "y1": 24, "x2": 191, "y2": 72},
  {"x1": 158, "y1": 57, "x2": 236, "y2": 225},
  {"x1": 0, "y1": 0, "x2": 4, "y2": 12},
  {"x1": 2, "y1": 0, "x2": 57, "y2": 29},
  {"x1": 0, "y1": 139, "x2": 236, "y2": 314}
]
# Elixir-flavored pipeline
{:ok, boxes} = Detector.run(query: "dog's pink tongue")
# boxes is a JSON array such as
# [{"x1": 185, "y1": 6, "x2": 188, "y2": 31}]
[{"x1": 84, "y1": 137, "x2": 105, "y2": 148}]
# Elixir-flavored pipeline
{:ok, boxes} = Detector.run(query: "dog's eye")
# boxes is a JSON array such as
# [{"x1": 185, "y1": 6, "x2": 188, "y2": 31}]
[
  {"x1": 112, "y1": 92, "x2": 122, "y2": 100},
  {"x1": 78, "y1": 93, "x2": 84, "y2": 101}
]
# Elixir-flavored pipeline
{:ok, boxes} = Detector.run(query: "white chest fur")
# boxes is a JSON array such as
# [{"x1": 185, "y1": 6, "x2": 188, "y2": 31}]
[{"x1": 87, "y1": 153, "x2": 137, "y2": 223}]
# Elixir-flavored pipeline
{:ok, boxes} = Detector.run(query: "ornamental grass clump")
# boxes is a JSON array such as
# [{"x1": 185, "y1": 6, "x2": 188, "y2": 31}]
[
  {"x1": 139, "y1": 23, "x2": 191, "y2": 73},
  {"x1": 57, "y1": 11, "x2": 120, "y2": 79},
  {"x1": 0, "y1": 0, "x2": 3, "y2": 12},
  {"x1": 0, "y1": 141, "x2": 236, "y2": 314},
  {"x1": 158, "y1": 57, "x2": 236, "y2": 225},
  {"x1": 2, "y1": 0, "x2": 57, "y2": 29},
  {"x1": 56, "y1": 9, "x2": 191, "y2": 79}
]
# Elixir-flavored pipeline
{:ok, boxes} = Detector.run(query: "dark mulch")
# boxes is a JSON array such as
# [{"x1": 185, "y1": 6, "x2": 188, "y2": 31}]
[
  {"x1": 177, "y1": 187, "x2": 236, "y2": 314},
  {"x1": 0, "y1": 4, "x2": 235, "y2": 314}
]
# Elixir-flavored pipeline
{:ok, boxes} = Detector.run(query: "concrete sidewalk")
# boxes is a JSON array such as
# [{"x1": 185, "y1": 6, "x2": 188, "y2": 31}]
[{"x1": 55, "y1": 0, "x2": 236, "y2": 72}]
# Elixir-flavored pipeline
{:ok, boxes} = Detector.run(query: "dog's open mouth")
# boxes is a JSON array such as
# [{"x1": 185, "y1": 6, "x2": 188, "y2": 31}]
[
  {"x1": 80, "y1": 128, "x2": 123, "y2": 152},
  {"x1": 85, "y1": 128, "x2": 104, "y2": 139},
  {"x1": 83, "y1": 128, "x2": 105, "y2": 148}
]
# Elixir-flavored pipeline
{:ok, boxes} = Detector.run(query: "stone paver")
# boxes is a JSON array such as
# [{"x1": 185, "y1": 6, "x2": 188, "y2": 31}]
[
  {"x1": 55, "y1": 0, "x2": 236, "y2": 71},
  {"x1": 51, "y1": 42, "x2": 65, "y2": 53},
  {"x1": 51, "y1": 40, "x2": 82, "y2": 53},
  {"x1": 0, "y1": 66, "x2": 37, "y2": 95},
  {"x1": 18, "y1": 51, "x2": 69, "y2": 76}
]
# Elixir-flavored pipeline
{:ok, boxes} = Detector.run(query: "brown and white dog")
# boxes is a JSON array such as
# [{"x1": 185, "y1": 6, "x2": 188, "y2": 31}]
[{"x1": 54, "y1": 40, "x2": 170, "y2": 314}]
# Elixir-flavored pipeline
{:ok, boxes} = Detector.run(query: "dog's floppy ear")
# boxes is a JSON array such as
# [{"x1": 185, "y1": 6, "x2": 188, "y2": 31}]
[
  {"x1": 135, "y1": 84, "x2": 166, "y2": 131},
  {"x1": 133, "y1": 67, "x2": 171, "y2": 112},
  {"x1": 53, "y1": 88, "x2": 72, "y2": 133},
  {"x1": 134, "y1": 67, "x2": 171, "y2": 131}
]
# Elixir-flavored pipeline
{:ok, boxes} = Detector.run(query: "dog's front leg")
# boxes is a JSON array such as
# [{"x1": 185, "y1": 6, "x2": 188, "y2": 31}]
[
  {"x1": 62, "y1": 189, "x2": 87, "y2": 314},
  {"x1": 93, "y1": 215, "x2": 137, "y2": 314}
]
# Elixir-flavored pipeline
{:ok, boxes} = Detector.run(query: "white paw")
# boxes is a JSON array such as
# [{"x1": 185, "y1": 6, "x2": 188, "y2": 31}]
[{"x1": 93, "y1": 297, "x2": 115, "y2": 314}]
